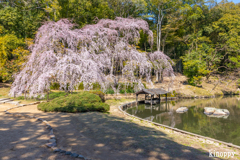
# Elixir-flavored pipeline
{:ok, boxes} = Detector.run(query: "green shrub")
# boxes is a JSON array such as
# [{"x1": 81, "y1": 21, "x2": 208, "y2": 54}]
[
  {"x1": 16, "y1": 96, "x2": 25, "y2": 100},
  {"x1": 126, "y1": 88, "x2": 134, "y2": 93},
  {"x1": 77, "y1": 82, "x2": 84, "y2": 90},
  {"x1": 15, "y1": 92, "x2": 68, "y2": 100},
  {"x1": 76, "y1": 82, "x2": 101, "y2": 90},
  {"x1": 92, "y1": 83, "x2": 101, "y2": 90},
  {"x1": 119, "y1": 90, "x2": 125, "y2": 94},
  {"x1": 105, "y1": 89, "x2": 114, "y2": 94},
  {"x1": 37, "y1": 92, "x2": 109, "y2": 113},
  {"x1": 119, "y1": 89, "x2": 135, "y2": 94},
  {"x1": 105, "y1": 82, "x2": 146, "y2": 94},
  {"x1": 50, "y1": 82, "x2": 74, "y2": 90},
  {"x1": 45, "y1": 92, "x2": 69, "y2": 100},
  {"x1": 89, "y1": 90, "x2": 105, "y2": 102}
]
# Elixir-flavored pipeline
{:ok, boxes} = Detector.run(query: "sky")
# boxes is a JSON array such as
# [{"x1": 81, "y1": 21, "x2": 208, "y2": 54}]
[{"x1": 216, "y1": 0, "x2": 240, "y2": 3}]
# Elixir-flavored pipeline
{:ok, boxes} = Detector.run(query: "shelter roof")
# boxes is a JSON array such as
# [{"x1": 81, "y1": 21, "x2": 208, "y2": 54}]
[{"x1": 135, "y1": 88, "x2": 169, "y2": 95}]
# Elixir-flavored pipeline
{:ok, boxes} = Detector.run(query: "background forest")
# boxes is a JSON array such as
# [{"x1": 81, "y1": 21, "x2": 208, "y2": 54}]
[{"x1": 0, "y1": 0, "x2": 239, "y2": 86}]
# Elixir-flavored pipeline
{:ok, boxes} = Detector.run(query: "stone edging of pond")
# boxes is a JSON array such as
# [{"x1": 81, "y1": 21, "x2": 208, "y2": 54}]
[
  {"x1": 4, "y1": 101, "x2": 88, "y2": 160},
  {"x1": 119, "y1": 101, "x2": 240, "y2": 150}
]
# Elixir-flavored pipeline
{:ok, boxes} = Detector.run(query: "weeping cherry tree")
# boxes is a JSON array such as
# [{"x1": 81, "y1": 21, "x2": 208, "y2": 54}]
[{"x1": 10, "y1": 17, "x2": 174, "y2": 98}]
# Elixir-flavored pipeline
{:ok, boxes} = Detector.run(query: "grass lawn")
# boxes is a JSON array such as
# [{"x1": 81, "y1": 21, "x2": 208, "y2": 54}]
[{"x1": 0, "y1": 87, "x2": 10, "y2": 98}]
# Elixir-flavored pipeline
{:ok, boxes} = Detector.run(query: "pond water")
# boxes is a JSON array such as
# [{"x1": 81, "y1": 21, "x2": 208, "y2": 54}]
[{"x1": 125, "y1": 96, "x2": 240, "y2": 146}]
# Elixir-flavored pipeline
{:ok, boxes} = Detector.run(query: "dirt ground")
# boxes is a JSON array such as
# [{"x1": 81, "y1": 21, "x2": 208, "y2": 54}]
[
  {"x1": 3, "y1": 100, "x2": 240, "y2": 160},
  {"x1": 142, "y1": 74, "x2": 239, "y2": 97},
  {"x1": 1, "y1": 104, "x2": 145, "y2": 160},
  {"x1": 0, "y1": 104, "x2": 73, "y2": 160}
]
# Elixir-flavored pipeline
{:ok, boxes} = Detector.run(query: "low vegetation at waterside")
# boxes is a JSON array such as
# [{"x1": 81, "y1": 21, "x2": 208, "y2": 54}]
[
  {"x1": 50, "y1": 82, "x2": 147, "y2": 95},
  {"x1": 37, "y1": 92, "x2": 109, "y2": 113},
  {"x1": 14, "y1": 90, "x2": 105, "y2": 102},
  {"x1": 16, "y1": 91, "x2": 68, "y2": 101}
]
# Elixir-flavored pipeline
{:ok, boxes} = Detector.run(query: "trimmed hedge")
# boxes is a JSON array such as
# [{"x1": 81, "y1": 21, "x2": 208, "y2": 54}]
[
  {"x1": 37, "y1": 92, "x2": 109, "y2": 113},
  {"x1": 45, "y1": 92, "x2": 69, "y2": 100},
  {"x1": 89, "y1": 90, "x2": 105, "y2": 102}
]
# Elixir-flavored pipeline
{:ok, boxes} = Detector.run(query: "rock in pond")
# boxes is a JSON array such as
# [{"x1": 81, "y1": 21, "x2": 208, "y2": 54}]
[
  {"x1": 204, "y1": 107, "x2": 230, "y2": 117},
  {"x1": 176, "y1": 107, "x2": 188, "y2": 113},
  {"x1": 204, "y1": 107, "x2": 216, "y2": 115},
  {"x1": 213, "y1": 109, "x2": 230, "y2": 115}
]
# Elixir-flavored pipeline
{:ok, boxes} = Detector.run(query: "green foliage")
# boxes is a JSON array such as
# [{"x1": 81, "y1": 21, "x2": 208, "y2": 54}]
[
  {"x1": 107, "y1": 0, "x2": 147, "y2": 18},
  {"x1": 0, "y1": 7, "x2": 22, "y2": 36},
  {"x1": 89, "y1": 90, "x2": 105, "y2": 102},
  {"x1": 0, "y1": 4, "x2": 45, "y2": 38},
  {"x1": 50, "y1": 82, "x2": 60, "y2": 90},
  {"x1": 50, "y1": 82, "x2": 71, "y2": 90},
  {"x1": 77, "y1": 82, "x2": 84, "y2": 90},
  {"x1": 182, "y1": 50, "x2": 211, "y2": 86},
  {"x1": 58, "y1": 0, "x2": 114, "y2": 27},
  {"x1": 74, "y1": 82, "x2": 101, "y2": 90},
  {"x1": 51, "y1": 82, "x2": 102, "y2": 90},
  {"x1": 15, "y1": 91, "x2": 69, "y2": 100},
  {"x1": 120, "y1": 88, "x2": 135, "y2": 94},
  {"x1": 105, "y1": 82, "x2": 147, "y2": 94},
  {"x1": 0, "y1": 34, "x2": 29, "y2": 82},
  {"x1": 45, "y1": 92, "x2": 69, "y2": 100},
  {"x1": 211, "y1": 2, "x2": 240, "y2": 71},
  {"x1": 37, "y1": 92, "x2": 109, "y2": 112},
  {"x1": 150, "y1": 0, "x2": 240, "y2": 81},
  {"x1": 50, "y1": 81, "x2": 141, "y2": 98},
  {"x1": 105, "y1": 89, "x2": 114, "y2": 94},
  {"x1": 138, "y1": 29, "x2": 150, "y2": 51},
  {"x1": 92, "y1": 82, "x2": 101, "y2": 90},
  {"x1": 0, "y1": 4, "x2": 43, "y2": 79},
  {"x1": 16, "y1": 96, "x2": 25, "y2": 100}
]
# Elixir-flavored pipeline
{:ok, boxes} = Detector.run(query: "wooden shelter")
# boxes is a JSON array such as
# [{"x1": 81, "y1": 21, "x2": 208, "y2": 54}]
[{"x1": 135, "y1": 88, "x2": 169, "y2": 105}]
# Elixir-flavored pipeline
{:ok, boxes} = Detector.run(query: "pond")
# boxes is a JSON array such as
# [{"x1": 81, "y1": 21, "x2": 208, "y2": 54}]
[{"x1": 125, "y1": 96, "x2": 240, "y2": 146}]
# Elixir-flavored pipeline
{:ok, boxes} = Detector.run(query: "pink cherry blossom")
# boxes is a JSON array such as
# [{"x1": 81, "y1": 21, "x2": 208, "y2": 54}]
[{"x1": 10, "y1": 17, "x2": 174, "y2": 97}]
